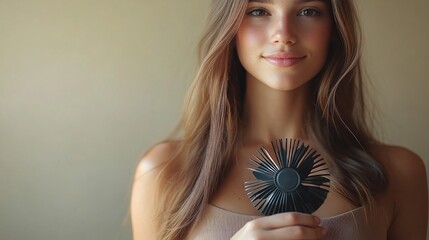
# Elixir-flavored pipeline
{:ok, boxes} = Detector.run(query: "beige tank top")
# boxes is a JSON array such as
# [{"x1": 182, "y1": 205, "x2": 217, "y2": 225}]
[{"x1": 189, "y1": 204, "x2": 377, "y2": 240}]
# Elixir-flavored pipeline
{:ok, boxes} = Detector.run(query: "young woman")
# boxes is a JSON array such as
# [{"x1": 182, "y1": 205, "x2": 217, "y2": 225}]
[{"x1": 131, "y1": 0, "x2": 428, "y2": 239}]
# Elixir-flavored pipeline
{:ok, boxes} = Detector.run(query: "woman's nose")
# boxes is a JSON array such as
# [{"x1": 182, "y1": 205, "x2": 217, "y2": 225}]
[{"x1": 270, "y1": 16, "x2": 297, "y2": 45}]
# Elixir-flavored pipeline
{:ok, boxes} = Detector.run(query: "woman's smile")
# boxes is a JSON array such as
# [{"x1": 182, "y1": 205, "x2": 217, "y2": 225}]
[{"x1": 263, "y1": 52, "x2": 306, "y2": 67}]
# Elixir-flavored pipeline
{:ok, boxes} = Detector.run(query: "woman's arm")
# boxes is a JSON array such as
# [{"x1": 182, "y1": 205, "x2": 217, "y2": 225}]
[
  {"x1": 130, "y1": 143, "x2": 175, "y2": 240},
  {"x1": 386, "y1": 147, "x2": 428, "y2": 239}
]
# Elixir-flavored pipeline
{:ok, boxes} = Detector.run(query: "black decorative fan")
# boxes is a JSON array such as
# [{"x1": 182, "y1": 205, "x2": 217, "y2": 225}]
[{"x1": 244, "y1": 138, "x2": 330, "y2": 215}]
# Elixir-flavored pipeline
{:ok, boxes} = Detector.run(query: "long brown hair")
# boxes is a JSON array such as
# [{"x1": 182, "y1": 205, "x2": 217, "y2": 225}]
[{"x1": 157, "y1": 0, "x2": 387, "y2": 239}]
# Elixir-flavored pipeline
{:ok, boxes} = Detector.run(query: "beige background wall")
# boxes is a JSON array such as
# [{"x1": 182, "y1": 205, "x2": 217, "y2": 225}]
[{"x1": 0, "y1": 0, "x2": 427, "y2": 239}]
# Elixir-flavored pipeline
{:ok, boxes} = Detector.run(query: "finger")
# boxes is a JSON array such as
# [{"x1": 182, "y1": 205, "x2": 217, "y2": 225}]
[
  {"x1": 260, "y1": 226, "x2": 325, "y2": 240},
  {"x1": 245, "y1": 212, "x2": 321, "y2": 230}
]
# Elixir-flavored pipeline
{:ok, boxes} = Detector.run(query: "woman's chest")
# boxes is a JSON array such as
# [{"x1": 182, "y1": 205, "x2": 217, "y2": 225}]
[{"x1": 189, "y1": 204, "x2": 389, "y2": 240}]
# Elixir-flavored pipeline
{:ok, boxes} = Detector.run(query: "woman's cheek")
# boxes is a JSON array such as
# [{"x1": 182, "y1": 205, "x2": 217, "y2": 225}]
[{"x1": 237, "y1": 23, "x2": 267, "y2": 50}]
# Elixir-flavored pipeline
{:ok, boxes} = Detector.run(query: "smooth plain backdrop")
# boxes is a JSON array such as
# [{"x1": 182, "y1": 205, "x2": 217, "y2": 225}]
[{"x1": 1, "y1": 0, "x2": 428, "y2": 239}]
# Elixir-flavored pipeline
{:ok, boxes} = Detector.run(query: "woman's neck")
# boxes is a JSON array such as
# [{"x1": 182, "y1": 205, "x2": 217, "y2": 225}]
[{"x1": 241, "y1": 77, "x2": 311, "y2": 146}]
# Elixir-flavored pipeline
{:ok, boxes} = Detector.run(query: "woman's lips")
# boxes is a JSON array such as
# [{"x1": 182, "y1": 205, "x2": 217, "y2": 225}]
[{"x1": 263, "y1": 53, "x2": 306, "y2": 67}]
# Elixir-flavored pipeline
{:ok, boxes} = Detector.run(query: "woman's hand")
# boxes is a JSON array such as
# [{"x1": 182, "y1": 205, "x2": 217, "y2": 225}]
[{"x1": 231, "y1": 212, "x2": 326, "y2": 240}]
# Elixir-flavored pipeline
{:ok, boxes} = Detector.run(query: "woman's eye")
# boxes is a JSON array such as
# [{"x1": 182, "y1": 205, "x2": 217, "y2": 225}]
[
  {"x1": 299, "y1": 9, "x2": 321, "y2": 17},
  {"x1": 247, "y1": 8, "x2": 269, "y2": 17}
]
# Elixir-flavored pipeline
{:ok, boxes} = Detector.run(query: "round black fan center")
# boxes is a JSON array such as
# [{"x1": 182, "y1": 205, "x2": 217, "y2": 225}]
[{"x1": 275, "y1": 168, "x2": 301, "y2": 192}]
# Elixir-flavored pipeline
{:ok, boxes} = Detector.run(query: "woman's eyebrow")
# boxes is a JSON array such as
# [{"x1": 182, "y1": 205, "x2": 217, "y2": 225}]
[
  {"x1": 249, "y1": 0, "x2": 273, "y2": 3},
  {"x1": 295, "y1": 0, "x2": 327, "y2": 3}
]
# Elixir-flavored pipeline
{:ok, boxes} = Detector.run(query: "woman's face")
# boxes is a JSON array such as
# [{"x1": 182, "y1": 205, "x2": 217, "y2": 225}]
[{"x1": 236, "y1": 0, "x2": 333, "y2": 91}]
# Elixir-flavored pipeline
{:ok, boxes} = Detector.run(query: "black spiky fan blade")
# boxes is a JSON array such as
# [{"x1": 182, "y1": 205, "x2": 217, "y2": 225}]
[{"x1": 244, "y1": 138, "x2": 330, "y2": 215}]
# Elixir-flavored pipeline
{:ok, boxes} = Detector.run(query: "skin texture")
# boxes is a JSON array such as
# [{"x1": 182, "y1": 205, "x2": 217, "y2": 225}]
[{"x1": 131, "y1": 0, "x2": 428, "y2": 239}]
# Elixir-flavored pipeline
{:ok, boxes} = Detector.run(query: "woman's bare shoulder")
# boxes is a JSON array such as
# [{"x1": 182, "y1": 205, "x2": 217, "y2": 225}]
[
  {"x1": 134, "y1": 140, "x2": 181, "y2": 179},
  {"x1": 370, "y1": 144, "x2": 425, "y2": 178},
  {"x1": 370, "y1": 144, "x2": 426, "y2": 191}
]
